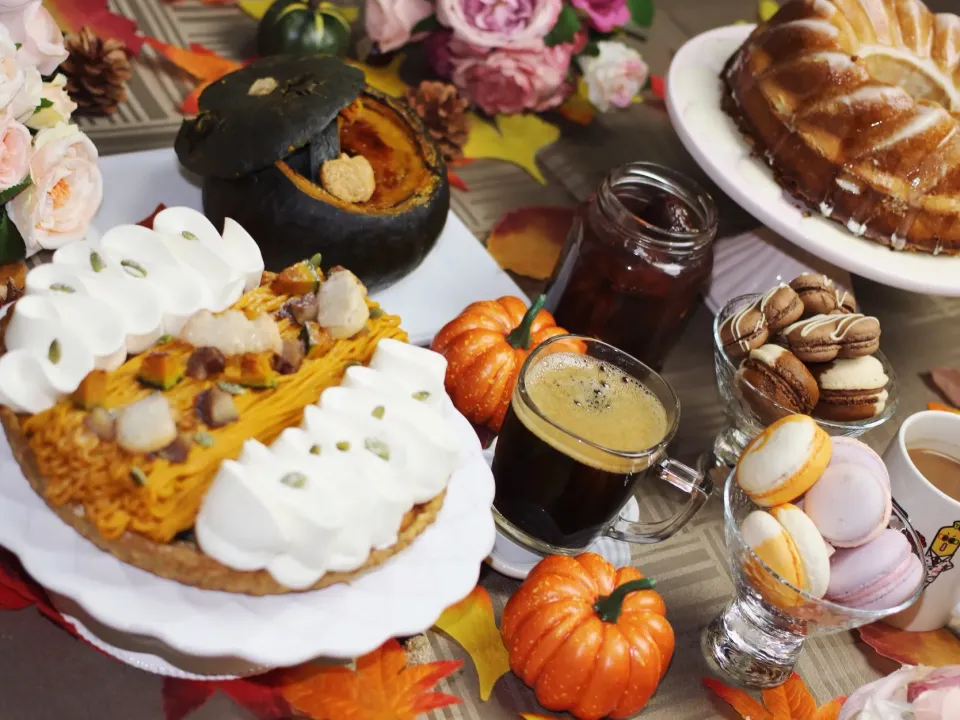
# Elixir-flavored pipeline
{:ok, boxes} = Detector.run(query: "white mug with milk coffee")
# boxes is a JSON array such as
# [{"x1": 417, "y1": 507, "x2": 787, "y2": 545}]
[{"x1": 885, "y1": 410, "x2": 960, "y2": 632}]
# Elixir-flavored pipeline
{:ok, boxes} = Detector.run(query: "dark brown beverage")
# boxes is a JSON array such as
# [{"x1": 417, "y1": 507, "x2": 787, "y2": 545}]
[
  {"x1": 909, "y1": 447, "x2": 960, "y2": 501},
  {"x1": 492, "y1": 351, "x2": 668, "y2": 550},
  {"x1": 545, "y1": 163, "x2": 716, "y2": 372}
]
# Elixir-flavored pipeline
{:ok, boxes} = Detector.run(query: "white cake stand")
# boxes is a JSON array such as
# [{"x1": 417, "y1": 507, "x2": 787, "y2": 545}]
[{"x1": 666, "y1": 24, "x2": 960, "y2": 298}]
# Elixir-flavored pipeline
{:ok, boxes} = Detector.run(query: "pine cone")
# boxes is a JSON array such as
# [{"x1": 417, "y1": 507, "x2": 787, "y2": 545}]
[
  {"x1": 61, "y1": 27, "x2": 133, "y2": 116},
  {"x1": 404, "y1": 81, "x2": 469, "y2": 161}
]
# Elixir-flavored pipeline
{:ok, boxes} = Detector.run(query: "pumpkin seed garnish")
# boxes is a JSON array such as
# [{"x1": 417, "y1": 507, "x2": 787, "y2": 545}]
[
  {"x1": 412, "y1": 390, "x2": 431, "y2": 401},
  {"x1": 309, "y1": 444, "x2": 322, "y2": 455},
  {"x1": 364, "y1": 438, "x2": 390, "y2": 461},
  {"x1": 90, "y1": 251, "x2": 106, "y2": 272},
  {"x1": 49, "y1": 282, "x2": 75, "y2": 293},
  {"x1": 371, "y1": 405, "x2": 385, "y2": 419},
  {"x1": 156, "y1": 334, "x2": 174, "y2": 345},
  {"x1": 280, "y1": 471, "x2": 307, "y2": 489},
  {"x1": 216, "y1": 381, "x2": 247, "y2": 395},
  {"x1": 130, "y1": 466, "x2": 148, "y2": 487},
  {"x1": 194, "y1": 431, "x2": 215, "y2": 447},
  {"x1": 121, "y1": 259, "x2": 148, "y2": 278},
  {"x1": 369, "y1": 307, "x2": 385, "y2": 319},
  {"x1": 336, "y1": 440, "x2": 350, "y2": 452},
  {"x1": 309, "y1": 252, "x2": 322, "y2": 268},
  {"x1": 47, "y1": 339, "x2": 61, "y2": 364},
  {"x1": 181, "y1": 230, "x2": 199, "y2": 241},
  {"x1": 248, "y1": 76, "x2": 278, "y2": 96}
]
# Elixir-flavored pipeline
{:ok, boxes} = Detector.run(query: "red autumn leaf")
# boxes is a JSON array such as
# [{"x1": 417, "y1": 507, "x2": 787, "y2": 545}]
[
  {"x1": 447, "y1": 158, "x2": 475, "y2": 168},
  {"x1": 447, "y1": 170, "x2": 469, "y2": 192},
  {"x1": 859, "y1": 621, "x2": 960, "y2": 667},
  {"x1": 143, "y1": 37, "x2": 244, "y2": 115},
  {"x1": 485, "y1": 205, "x2": 576, "y2": 280},
  {"x1": 650, "y1": 75, "x2": 665, "y2": 100},
  {"x1": 162, "y1": 674, "x2": 291, "y2": 720},
  {"x1": 45, "y1": 0, "x2": 145, "y2": 55},
  {"x1": 931, "y1": 367, "x2": 960, "y2": 408},
  {"x1": 279, "y1": 638, "x2": 462, "y2": 720},
  {"x1": 137, "y1": 203, "x2": 167, "y2": 229},
  {"x1": 0, "y1": 547, "x2": 80, "y2": 637}
]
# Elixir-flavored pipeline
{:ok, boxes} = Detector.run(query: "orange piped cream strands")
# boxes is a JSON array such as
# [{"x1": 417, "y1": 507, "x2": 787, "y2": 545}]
[{"x1": 195, "y1": 339, "x2": 458, "y2": 590}]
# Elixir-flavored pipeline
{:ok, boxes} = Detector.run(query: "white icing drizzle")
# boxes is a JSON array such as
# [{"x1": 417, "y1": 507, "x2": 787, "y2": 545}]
[
  {"x1": 195, "y1": 339, "x2": 458, "y2": 590},
  {"x1": 726, "y1": 286, "x2": 785, "y2": 352},
  {"x1": 784, "y1": 313, "x2": 874, "y2": 340},
  {"x1": 0, "y1": 208, "x2": 265, "y2": 414}
]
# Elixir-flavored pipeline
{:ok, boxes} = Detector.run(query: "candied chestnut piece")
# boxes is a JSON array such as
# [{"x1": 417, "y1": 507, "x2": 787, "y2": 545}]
[
  {"x1": 157, "y1": 433, "x2": 193, "y2": 463},
  {"x1": 186, "y1": 346, "x2": 227, "y2": 380},
  {"x1": 195, "y1": 385, "x2": 240, "y2": 427},
  {"x1": 272, "y1": 338, "x2": 305, "y2": 375},
  {"x1": 284, "y1": 292, "x2": 319, "y2": 325}
]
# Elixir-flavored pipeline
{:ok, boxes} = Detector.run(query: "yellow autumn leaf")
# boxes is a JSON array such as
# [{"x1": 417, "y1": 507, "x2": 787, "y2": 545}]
[
  {"x1": 346, "y1": 54, "x2": 408, "y2": 97},
  {"x1": 238, "y1": 0, "x2": 358, "y2": 23},
  {"x1": 759, "y1": 0, "x2": 779, "y2": 21},
  {"x1": 433, "y1": 586, "x2": 511, "y2": 702},
  {"x1": 462, "y1": 113, "x2": 560, "y2": 185}
]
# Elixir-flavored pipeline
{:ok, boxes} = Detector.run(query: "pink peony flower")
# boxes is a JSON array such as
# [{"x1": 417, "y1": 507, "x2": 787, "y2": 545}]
[
  {"x1": 0, "y1": 1, "x2": 67, "y2": 77},
  {"x1": 8, "y1": 123, "x2": 103, "y2": 255},
  {"x1": 571, "y1": 0, "x2": 630, "y2": 33},
  {"x1": 0, "y1": 109, "x2": 29, "y2": 192},
  {"x1": 578, "y1": 40, "x2": 648, "y2": 112},
  {"x1": 451, "y1": 39, "x2": 575, "y2": 115},
  {"x1": 425, "y1": 30, "x2": 488, "y2": 79},
  {"x1": 436, "y1": 0, "x2": 562, "y2": 49},
  {"x1": 363, "y1": 0, "x2": 433, "y2": 53}
]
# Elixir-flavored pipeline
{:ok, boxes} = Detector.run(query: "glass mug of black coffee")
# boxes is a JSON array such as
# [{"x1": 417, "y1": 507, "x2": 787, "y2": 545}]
[{"x1": 492, "y1": 335, "x2": 713, "y2": 555}]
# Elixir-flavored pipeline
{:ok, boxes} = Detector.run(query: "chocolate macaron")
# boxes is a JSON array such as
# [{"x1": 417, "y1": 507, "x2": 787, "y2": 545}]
[
  {"x1": 790, "y1": 274, "x2": 857, "y2": 316},
  {"x1": 739, "y1": 344, "x2": 820, "y2": 420},
  {"x1": 811, "y1": 356, "x2": 890, "y2": 421},
  {"x1": 720, "y1": 303, "x2": 769, "y2": 360},
  {"x1": 782, "y1": 314, "x2": 881, "y2": 363},
  {"x1": 762, "y1": 284, "x2": 804, "y2": 332}
]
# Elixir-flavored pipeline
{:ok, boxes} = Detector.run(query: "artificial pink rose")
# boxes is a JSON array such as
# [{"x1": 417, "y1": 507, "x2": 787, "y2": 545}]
[
  {"x1": 364, "y1": 0, "x2": 433, "y2": 53},
  {"x1": 0, "y1": 109, "x2": 29, "y2": 192},
  {"x1": 0, "y1": 1, "x2": 67, "y2": 77},
  {"x1": 571, "y1": 0, "x2": 629, "y2": 33},
  {"x1": 8, "y1": 123, "x2": 102, "y2": 255},
  {"x1": 578, "y1": 40, "x2": 648, "y2": 112},
  {"x1": 451, "y1": 39, "x2": 574, "y2": 115},
  {"x1": 425, "y1": 30, "x2": 489, "y2": 79},
  {"x1": 437, "y1": 0, "x2": 562, "y2": 49}
]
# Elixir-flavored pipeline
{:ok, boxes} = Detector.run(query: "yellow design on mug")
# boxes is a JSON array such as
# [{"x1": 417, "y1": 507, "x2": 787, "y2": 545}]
[{"x1": 932, "y1": 522, "x2": 960, "y2": 559}]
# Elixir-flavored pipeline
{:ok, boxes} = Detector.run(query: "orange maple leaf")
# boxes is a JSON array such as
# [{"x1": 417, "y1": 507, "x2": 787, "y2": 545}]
[
  {"x1": 928, "y1": 401, "x2": 960, "y2": 415},
  {"x1": 143, "y1": 37, "x2": 244, "y2": 115},
  {"x1": 703, "y1": 673, "x2": 845, "y2": 720},
  {"x1": 860, "y1": 620, "x2": 960, "y2": 667},
  {"x1": 279, "y1": 638, "x2": 463, "y2": 720}
]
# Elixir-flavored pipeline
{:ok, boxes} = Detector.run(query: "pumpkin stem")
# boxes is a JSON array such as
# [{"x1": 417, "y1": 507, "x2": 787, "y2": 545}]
[
  {"x1": 504, "y1": 294, "x2": 547, "y2": 350},
  {"x1": 593, "y1": 578, "x2": 657, "y2": 624}
]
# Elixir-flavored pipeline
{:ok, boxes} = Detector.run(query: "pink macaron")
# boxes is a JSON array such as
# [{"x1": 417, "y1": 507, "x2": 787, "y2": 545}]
[
  {"x1": 825, "y1": 529, "x2": 925, "y2": 610},
  {"x1": 803, "y1": 437, "x2": 891, "y2": 548}
]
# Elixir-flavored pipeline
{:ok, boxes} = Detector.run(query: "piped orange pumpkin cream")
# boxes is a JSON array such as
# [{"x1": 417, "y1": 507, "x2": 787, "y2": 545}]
[{"x1": 0, "y1": 207, "x2": 458, "y2": 594}]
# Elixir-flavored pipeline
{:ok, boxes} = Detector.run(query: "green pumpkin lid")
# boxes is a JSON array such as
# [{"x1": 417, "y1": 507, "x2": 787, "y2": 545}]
[{"x1": 174, "y1": 54, "x2": 364, "y2": 179}]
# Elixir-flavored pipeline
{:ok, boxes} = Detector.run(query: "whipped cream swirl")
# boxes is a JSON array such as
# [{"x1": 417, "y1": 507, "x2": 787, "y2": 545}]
[
  {"x1": 195, "y1": 339, "x2": 459, "y2": 590},
  {"x1": 0, "y1": 207, "x2": 264, "y2": 414}
]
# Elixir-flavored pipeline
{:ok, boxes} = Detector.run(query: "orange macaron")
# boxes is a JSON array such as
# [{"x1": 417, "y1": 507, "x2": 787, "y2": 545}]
[{"x1": 736, "y1": 415, "x2": 832, "y2": 507}]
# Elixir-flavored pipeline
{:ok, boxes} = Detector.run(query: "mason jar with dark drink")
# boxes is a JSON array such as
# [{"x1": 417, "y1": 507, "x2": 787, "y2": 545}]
[
  {"x1": 491, "y1": 335, "x2": 712, "y2": 556},
  {"x1": 545, "y1": 162, "x2": 717, "y2": 372}
]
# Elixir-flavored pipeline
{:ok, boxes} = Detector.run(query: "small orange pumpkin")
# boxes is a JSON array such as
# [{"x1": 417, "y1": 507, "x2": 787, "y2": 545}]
[
  {"x1": 430, "y1": 294, "x2": 583, "y2": 431},
  {"x1": 500, "y1": 553, "x2": 674, "y2": 720}
]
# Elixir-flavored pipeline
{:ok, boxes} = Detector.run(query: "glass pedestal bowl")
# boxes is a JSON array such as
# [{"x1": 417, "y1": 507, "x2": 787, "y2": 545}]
[
  {"x1": 701, "y1": 293, "x2": 898, "y2": 473},
  {"x1": 701, "y1": 473, "x2": 925, "y2": 688}
]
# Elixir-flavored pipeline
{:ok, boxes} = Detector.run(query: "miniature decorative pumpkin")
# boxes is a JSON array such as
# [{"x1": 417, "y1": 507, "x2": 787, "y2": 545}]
[
  {"x1": 500, "y1": 553, "x2": 674, "y2": 720},
  {"x1": 257, "y1": 0, "x2": 352, "y2": 58},
  {"x1": 430, "y1": 295, "x2": 583, "y2": 432}
]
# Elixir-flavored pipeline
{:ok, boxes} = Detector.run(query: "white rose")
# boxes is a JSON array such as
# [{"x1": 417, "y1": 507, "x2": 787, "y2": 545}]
[
  {"x1": 8, "y1": 123, "x2": 103, "y2": 255},
  {"x1": 577, "y1": 41, "x2": 649, "y2": 113},
  {"x1": 26, "y1": 74, "x2": 75, "y2": 129},
  {"x1": 8, "y1": 63, "x2": 39, "y2": 123},
  {"x1": 0, "y1": 1, "x2": 68, "y2": 76},
  {"x1": 0, "y1": 24, "x2": 24, "y2": 111},
  {"x1": 0, "y1": 108, "x2": 29, "y2": 192}
]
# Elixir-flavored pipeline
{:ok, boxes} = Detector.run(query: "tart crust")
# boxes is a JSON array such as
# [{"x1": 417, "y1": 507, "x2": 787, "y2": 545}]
[{"x1": 2, "y1": 405, "x2": 445, "y2": 596}]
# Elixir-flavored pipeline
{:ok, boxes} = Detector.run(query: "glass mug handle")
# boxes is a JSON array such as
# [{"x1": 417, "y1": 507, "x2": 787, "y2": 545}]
[{"x1": 605, "y1": 458, "x2": 714, "y2": 544}]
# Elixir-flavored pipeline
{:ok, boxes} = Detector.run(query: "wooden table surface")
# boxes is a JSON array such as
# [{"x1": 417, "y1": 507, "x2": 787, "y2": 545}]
[{"x1": 1, "y1": 1, "x2": 959, "y2": 718}]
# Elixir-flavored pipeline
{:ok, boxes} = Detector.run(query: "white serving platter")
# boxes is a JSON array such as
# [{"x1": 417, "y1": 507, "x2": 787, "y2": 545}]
[
  {"x1": 666, "y1": 24, "x2": 960, "y2": 297},
  {"x1": 95, "y1": 148, "x2": 526, "y2": 345},
  {"x1": 0, "y1": 401, "x2": 495, "y2": 668}
]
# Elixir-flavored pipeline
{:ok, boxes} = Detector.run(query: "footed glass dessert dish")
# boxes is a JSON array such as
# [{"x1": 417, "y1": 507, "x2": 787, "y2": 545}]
[
  {"x1": 702, "y1": 474, "x2": 925, "y2": 688},
  {"x1": 702, "y1": 293, "x2": 898, "y2": 472}
]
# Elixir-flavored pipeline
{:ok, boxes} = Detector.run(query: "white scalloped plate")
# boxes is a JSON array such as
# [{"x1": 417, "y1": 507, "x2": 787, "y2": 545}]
[
  {"x1": 666, "y1": 25, "x2": 960, "y2": 296},
  {"x1": 0, "y1": 404, "x2": 495, "y2": 667}
]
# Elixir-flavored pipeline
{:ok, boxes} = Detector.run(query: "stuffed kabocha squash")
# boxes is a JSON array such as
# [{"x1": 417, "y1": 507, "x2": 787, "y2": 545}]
[{"x1": 175, "y1": 54, "x2": 449, "y2": 292}]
